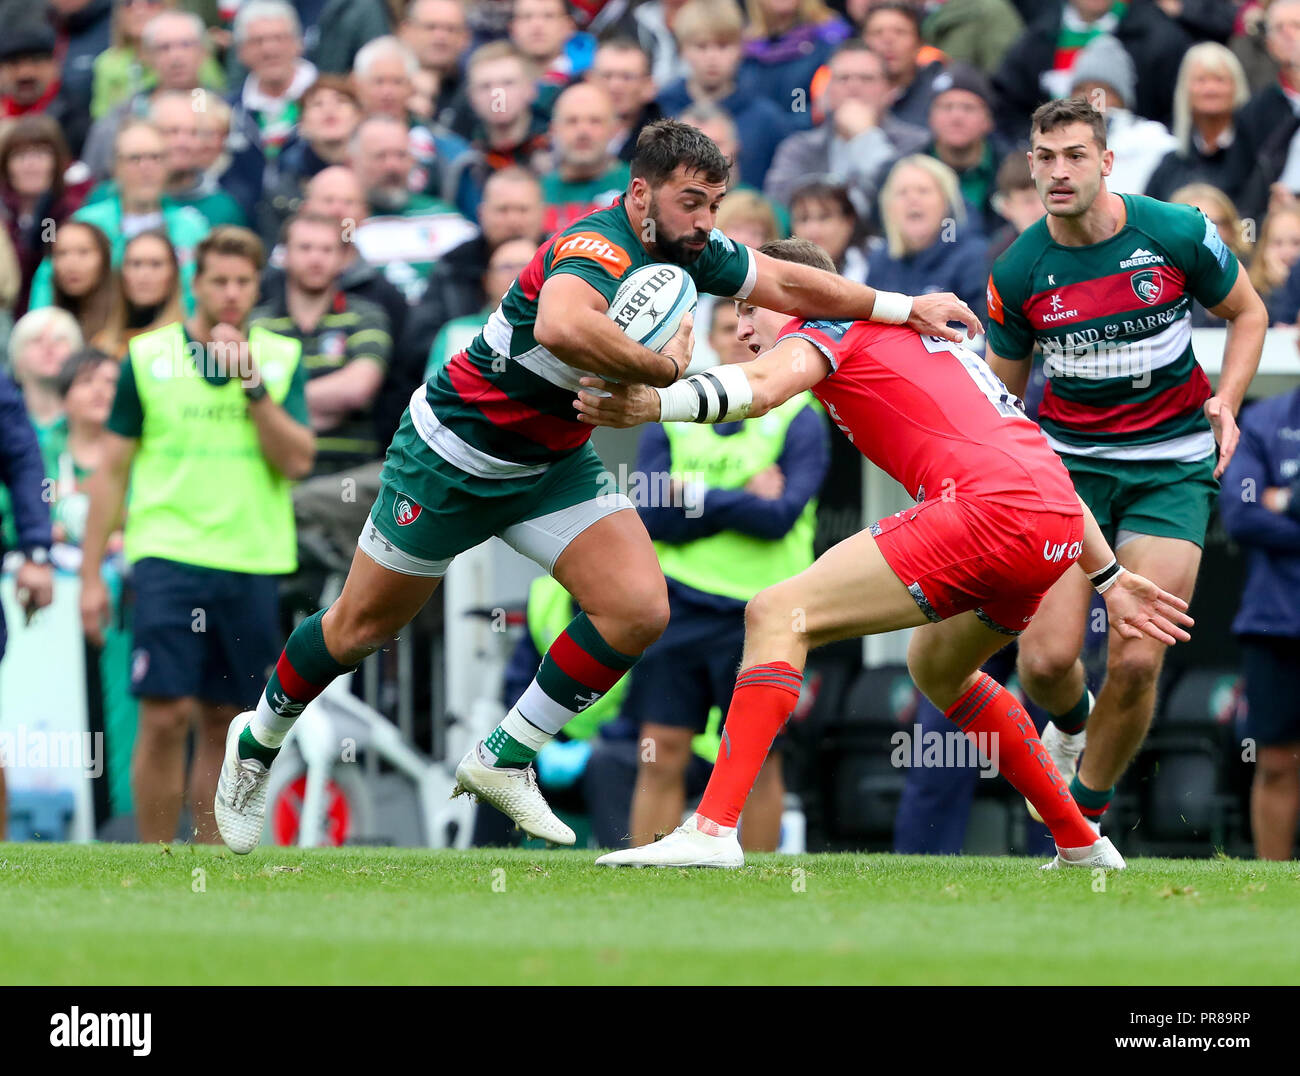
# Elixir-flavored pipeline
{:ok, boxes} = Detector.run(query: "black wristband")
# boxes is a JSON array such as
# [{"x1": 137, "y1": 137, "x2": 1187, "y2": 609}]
[{"x1": 244, "y1": 381, "x2": 269, "y2": 403}]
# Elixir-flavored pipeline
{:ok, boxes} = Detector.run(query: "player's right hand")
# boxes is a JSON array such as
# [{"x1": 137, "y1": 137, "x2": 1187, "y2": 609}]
[
  {"x1": 574, "y1": 378, "x2": 662, "y2": 428},
  {"x1": 1102, "y1": 570, "x2": 1194, "y2": 646},
  {"x1": 908, "y1": 292, "x2": 982, "y2": 342},
  {"x1": 80, "y1": 574, "x2": 110, "y2": 647},
  {"x1": 661, "y1": 312, "x2": 694, "y2": 381}
]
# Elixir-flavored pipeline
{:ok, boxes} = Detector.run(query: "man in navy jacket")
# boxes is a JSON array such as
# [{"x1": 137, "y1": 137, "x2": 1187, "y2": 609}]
[
  {"x1": 0, "y1": 369, "x2": 55, "y2": 836},
  {"x1": 1220, "y1": 387, "x2": 1300, "y2": 860}
]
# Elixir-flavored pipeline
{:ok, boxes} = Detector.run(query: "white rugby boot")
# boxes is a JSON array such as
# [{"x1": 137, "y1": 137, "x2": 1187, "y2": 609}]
[
  {"x1": 1026, "y1": 690, "x2": 1092, "y2": 823},
  {"x1": 596, "y1": 815, "x2": 744, "y2": 868},
  {"x1": 452, "y1": 746, "x2": 575, "y2": 845},
  {"x1": 1041, "y1": 835, "x2": 1126, "y2": 871},
  {"x1": 214, "y1": 712, "x2": 272, "y2": 855}
]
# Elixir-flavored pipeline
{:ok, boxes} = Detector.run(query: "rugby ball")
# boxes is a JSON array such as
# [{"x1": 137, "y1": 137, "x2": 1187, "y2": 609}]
[{"x1": 607, "y1": 263, "x2": 697, "y2": 353}]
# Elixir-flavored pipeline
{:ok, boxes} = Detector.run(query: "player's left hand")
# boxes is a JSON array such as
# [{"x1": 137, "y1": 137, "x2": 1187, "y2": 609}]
[
  {"x1": 908, "y1": 292, "x2": 983, "y2": 343},
  {"x1": 574, "y1": 378, "x2": 661, "y2": 428},
  {"x1": 1102, "y1": 570, "x2": 1194, "y2": 646},
  {"x1": 1204, "y1": 396, "x2": 1239, "y2": 479}
]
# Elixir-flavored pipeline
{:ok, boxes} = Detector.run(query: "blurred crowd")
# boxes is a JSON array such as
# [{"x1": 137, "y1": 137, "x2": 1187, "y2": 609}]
[{"x1": 1, "y1": 0, "x2": 1299, "y2": 855}]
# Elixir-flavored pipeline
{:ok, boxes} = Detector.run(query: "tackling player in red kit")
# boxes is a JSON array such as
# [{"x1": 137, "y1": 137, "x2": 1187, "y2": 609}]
[{"x1": 575, "y1": 238, "x2": 1194, "y2": 870}]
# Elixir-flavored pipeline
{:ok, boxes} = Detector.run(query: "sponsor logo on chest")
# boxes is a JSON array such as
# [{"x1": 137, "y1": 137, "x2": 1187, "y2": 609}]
[{"x1": 1120, "y1": 247, "x2": 1165, "y2": 269}]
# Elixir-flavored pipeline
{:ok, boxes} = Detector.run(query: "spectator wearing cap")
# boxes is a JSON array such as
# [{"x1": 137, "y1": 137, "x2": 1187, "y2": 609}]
[
  {"x1": 656, "y1": 0, "x2": 797, "y2": 190},
  {"x1": 921, "y1": 64, "x2": 1011, "y2": 236},
  {"x1": 992, "y1": 0, "x2": 1193, "y2": 145},
  {"x1": 49, "y1": 0, "x2": 115, "y2": 157},
  {"x1": 539, "y1": 82, "x2": 630, "y2": 234},
  {"x1": 401, "y1": 0, "x2": 472, "y2": 129},
  {"x1": 740, "y1": 0, "x2": 850, "y2": 123},
  {"x1": 862, "y1": 1, "x2": 948, "y2": 129},
  {"x1": 765, "y1": 38, "x2": 927, "y2": 213},
  {"x1": 1146, "y1": 42, "x2": 1251, "y2": 204},
  {"x1": 586, "y1": 36, "x2": 665, "y2": 163},
  {"x1": 1069, "y1": 34, "x2": 1177, "y2": 196},
  {"x1": 0, "y1": 23, "x2": 84, "y2": 153},
  {"x1": 350, "y1": 35, "x2": 471, "y2": 206},
  {"x1": 920, "y1": 0, "x2": 1023, "y2": 76}
]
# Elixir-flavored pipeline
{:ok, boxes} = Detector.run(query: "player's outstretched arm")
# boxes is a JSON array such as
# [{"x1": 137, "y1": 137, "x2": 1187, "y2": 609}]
[
  {"x1": 745, "y1": 249, "x2": 983, "y2": 343},
  {"x1": 1206, "y1": 264, "x2": 1267, "y2": 478},
  {"x1": 535, "y1": 274, "x2": 686, "y2": 387},
  {"x1": 573, "y1": 338, "x2": 828, "y2": 428},
  {"x1": 1075, "y1": 495, "x2": 1194, "y2": 646}
]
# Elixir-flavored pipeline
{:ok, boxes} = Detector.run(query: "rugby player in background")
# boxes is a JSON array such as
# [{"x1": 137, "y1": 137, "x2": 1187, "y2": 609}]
[{"x1": 984, "y1": 97, "x2": 1264, "y2": 832}]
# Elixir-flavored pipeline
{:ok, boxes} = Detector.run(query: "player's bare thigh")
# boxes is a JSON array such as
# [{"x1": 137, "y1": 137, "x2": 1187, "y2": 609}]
[
  {"x1": 1014, "y1": 561, "x2": 1094, "y2": 683},
  {"x1": 323, "y1": 547, "x2": 443, "y2": 664},
  {"x1": 551, "y1": 507, "x2": 670, "y2": 654},
  {"x1": 744, "y1": 527, "x2": 930, "y2": 664},
  {"x1": 907, "y1": 611, "x2": 1016, "y2": 711},
  {"x1": 1106, "y1": 533, "x2": 1202, "y2": 678}
]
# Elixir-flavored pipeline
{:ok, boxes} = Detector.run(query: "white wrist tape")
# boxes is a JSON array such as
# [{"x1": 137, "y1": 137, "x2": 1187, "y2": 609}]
[
  {"x1": 870, "y1": 289, "x2": 913, "y2": 324},
  {"x1": 655, "y1": 364, "x2": 754, "y2": 423},
  {"x1": 1088, "y1": 558, "x2": 1125, "y2": 595}
]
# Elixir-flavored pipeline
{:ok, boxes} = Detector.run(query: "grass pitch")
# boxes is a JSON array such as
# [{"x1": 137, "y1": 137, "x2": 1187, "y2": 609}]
[{"x1": 2, "y1": 843, "x2": 1298, "y2": 985}]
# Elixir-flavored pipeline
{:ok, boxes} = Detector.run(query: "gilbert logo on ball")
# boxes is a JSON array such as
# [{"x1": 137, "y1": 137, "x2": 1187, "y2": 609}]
[{"x1": 394, "y1": 496, "x2": 422, "y2": 526}]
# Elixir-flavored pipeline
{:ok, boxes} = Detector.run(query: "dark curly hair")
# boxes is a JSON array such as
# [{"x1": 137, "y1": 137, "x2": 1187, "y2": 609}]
[{"x1": 630, "y1": 119, "x2": 730, "y2": 187}]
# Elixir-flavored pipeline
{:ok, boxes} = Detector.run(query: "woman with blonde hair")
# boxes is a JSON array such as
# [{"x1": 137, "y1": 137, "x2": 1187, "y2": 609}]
[
  {"x1": 742, "y1": 0, "x2": 850, "y2": 118},
  {"x1": 1146, "y1": 42, "x2": 1250, "y2": 202},
  {"x1": 1249, "y1": 204, "x2": 1300, "y2": 324},
  {"x1": 867, "y1": 154, "x2": 990, "y2": 326},
  {"x1": 92, "y1": 231, "x2": 186, "y2": 360}
]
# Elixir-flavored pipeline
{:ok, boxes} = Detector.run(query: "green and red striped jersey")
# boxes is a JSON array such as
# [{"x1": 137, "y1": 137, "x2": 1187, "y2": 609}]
[
  {"x1": 413, "y1": 197, "x2": 756, "y2": 477},
  {"x1": 986, "y1": 194, "x2": 1238, "y2": 462}
]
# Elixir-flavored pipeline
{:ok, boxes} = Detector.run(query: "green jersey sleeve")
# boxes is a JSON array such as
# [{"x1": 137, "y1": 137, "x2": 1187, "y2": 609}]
[
  {"x1": 1171, "y1": 202, "x2": 1239, "y2": 310},
  {"x1": 985, "y1": 255, "x2": 1036, "y2": 360},
  {"x1": 281, "y1": 359, "x2": 309, "y2": 426},
  {"x1": 105, "y1": 357, "x2": 144, "y2": 439},
  {"x1": 544, "y1": 232, "x2": 632, "y2": 304},
  {"x1": 686, "y1": 229, "x2": 757, "y2": 299}
]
